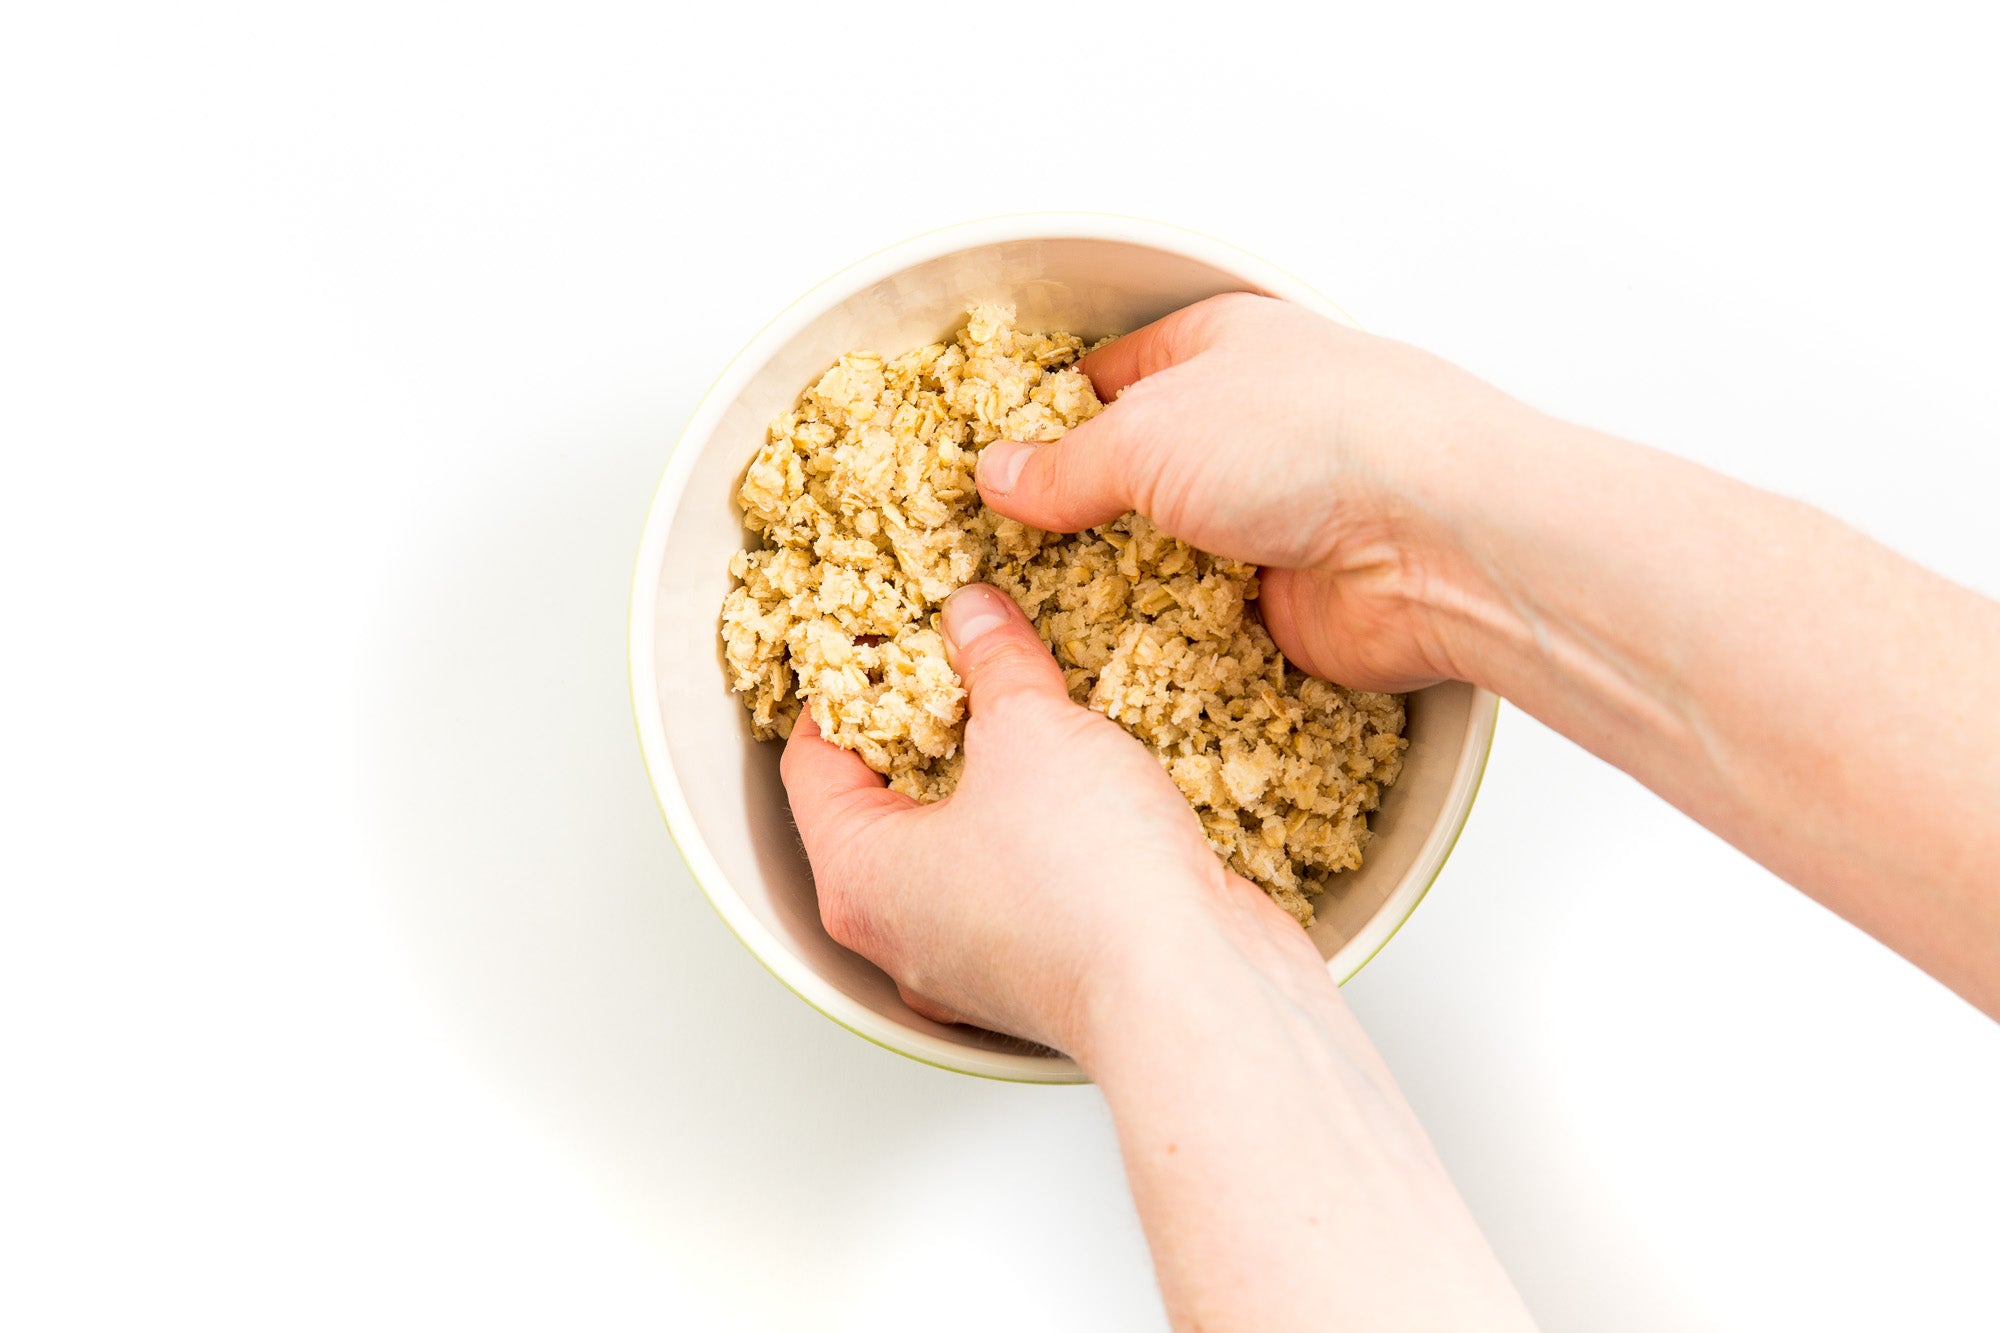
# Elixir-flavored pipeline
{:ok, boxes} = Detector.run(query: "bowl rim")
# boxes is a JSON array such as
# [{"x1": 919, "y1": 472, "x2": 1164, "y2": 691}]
[{"x1": 628, "y1": 211, "x2": 1501, "y2": 1083}]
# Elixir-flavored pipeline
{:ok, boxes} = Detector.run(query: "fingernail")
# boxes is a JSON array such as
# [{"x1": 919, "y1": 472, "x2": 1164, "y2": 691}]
[
  {"x1": 943, "y1": 585, "x2": 1009, "y2": 652},
  {"x1": 978, "y1": 440, "x2": 1034, "y2": 495}
]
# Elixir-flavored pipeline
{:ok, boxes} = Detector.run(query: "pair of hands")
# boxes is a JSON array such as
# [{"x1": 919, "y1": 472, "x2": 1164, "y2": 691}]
[
  {"x1": 775, "y1": 287, "x2": 2000, "y2": 1332},
  {"x1": 783, "y1": 294, "x2": 1514, "y2": 1059}
]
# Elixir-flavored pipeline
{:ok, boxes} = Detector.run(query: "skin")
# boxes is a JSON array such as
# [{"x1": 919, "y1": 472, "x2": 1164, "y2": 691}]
[{"x1": 782, "y1": 293, "x2": 2000, "y2": 1331}]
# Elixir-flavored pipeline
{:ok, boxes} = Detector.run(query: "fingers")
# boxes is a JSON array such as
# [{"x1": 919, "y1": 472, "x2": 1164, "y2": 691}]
[
  {"x1": 976, "y1": 395, "x2": 1158, "y2": 533},
  {"x1": 977, "y1": 293, "x2": 1259, "y2": 534},
  {"x1": 779, "y1": 707, "x2": 912, "y2": 872},
  {"x1": 941, "y1": 584, "x2": 1070, "y2": 714},
  {"x1": 1075, "y1": 294, "x2": 1229, "y2": 400},
  {"x1": 781, "y1": 596, "x2": 1076, "y2": 1040},
  {"x1": 1255, "y1": 566, "x2": 1336, "y2": 684},
  {"x1": 1259, "y1": 566, "x2": 1448, "y2": 694}
]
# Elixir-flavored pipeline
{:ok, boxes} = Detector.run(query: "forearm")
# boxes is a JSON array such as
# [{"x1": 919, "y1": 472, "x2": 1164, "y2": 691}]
[
  {"x1": 1425, "y1": 409, "x2": 2000, "y2": 1015},
  {"x1": 1074, "y1": 886, "x2": 1537, "y2": 1333}
]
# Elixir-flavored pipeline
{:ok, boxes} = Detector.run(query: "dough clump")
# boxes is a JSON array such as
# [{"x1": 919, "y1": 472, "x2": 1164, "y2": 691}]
[{"x1": 719, "y1": 305, "x2": 1407, "y2": 925}]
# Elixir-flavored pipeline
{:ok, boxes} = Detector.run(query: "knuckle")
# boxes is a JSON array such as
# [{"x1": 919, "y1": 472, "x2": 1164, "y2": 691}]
[
  {"x1": 1206, "y1": 289, "x2": 1273, "y2": 319},
  {"x1": 1186, "y1": 290, "x2": 1275, "y2": 346},
  {"x1": 967, "y1": 678, "x2": 1061, "y2": 739},
  {"x1": 1098, "y1": 383, "x2": 1169, "y2": 504},
  {"x1": 1044, "y1": 444, "x2": 1095, "y2": 515},
  {"x1": 1060, "y1": 408, "x2": 1148, "y2": 513},
  {"x1": 1106, "y1": 370, "x2": 1173, "y2": 429},
  {"x1": 1183, "y1": 291, "x2": 1250, "y2": 338},
  {"x1": 969, "y1": 637, "x2": 1052, "y2": 688}
]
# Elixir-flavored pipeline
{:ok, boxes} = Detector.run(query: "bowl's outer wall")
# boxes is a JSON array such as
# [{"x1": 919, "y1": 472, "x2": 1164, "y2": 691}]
[{"x1": 633, "y1": 219, "x2": 1496, "y2": 1081}]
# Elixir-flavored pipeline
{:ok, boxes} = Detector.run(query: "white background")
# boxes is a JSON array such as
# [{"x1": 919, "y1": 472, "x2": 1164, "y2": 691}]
[{"x1": 5, "y1": 3, "x2": 1997, "y2": 1329}]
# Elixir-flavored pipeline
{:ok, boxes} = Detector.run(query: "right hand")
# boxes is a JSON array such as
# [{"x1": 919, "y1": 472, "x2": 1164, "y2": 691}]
[
  {"x1": 782, "y1": 583, "x2": 1317, "y2": 1059},
  {"x1": 976, "y1": 293, "x2": 1521, "y2": 693}
]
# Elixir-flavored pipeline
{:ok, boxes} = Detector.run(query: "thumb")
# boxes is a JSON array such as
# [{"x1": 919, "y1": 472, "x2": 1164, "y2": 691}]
[
  {"x1": 977, "y1": 295, "x2": 1229, "y2": 533},
  {"x1": 941, "y1": 584, "x2": 1070, "y2": 714},
  {"x1": 978, "y1": 360, "x2": 1199, "y2": 534},
  {"x1": 975, "y1": 409, "x2": 1138, "y2": 535}
]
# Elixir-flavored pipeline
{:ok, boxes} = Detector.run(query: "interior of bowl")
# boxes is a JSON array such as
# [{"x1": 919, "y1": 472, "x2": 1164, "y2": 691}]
[{"x1": 640, "y1": 230, "x2": 1481, "y2": 1070}]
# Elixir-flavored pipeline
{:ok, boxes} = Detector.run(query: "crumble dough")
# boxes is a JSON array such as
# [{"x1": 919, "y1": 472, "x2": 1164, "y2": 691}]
[{"x1": 719, "y1": 305, "x2": 1407, "y2": 926}]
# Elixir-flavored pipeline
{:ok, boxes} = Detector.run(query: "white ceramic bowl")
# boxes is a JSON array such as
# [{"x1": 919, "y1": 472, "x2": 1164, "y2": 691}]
[{"x1": 630, "y1": 214, "x2": 1498, "y2": 1083}]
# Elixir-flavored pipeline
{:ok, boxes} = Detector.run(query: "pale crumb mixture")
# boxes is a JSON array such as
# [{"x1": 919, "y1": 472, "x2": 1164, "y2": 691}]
[{"x1": 719, "y1": 305, "x2": 1407, "y2": 926}]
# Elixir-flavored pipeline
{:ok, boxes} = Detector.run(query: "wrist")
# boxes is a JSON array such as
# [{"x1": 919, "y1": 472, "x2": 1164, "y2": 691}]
[
  {"x1": 1063, "y1": 870, "x2": 1339, "y2": 1078},
  {"x1": 1385, "y1": 394, "x2": 1572, "y2": 691}
]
